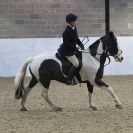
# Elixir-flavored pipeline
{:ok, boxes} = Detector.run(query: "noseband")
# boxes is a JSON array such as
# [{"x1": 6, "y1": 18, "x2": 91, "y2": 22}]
[{"x1": 113, "y1": 50, "x2": 123, "y2": 60}]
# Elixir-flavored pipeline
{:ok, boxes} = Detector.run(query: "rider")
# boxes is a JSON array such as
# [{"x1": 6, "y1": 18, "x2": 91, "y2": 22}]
[{"x1": 58, "y1": 13, "x2": 84, "y2": 85}]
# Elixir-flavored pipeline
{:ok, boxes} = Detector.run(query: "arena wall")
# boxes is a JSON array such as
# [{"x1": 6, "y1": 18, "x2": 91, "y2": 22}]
[
  {"x1": 0, "y1": 0, "x2": 133, "y2": 38},
  {"x1": 0, "y1": 37, "x2": 133, "y2": 76}
]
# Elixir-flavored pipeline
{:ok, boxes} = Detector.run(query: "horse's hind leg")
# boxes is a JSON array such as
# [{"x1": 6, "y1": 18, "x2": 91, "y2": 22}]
[
  {"x1": 87, "y1": 81, "x2": 98, "y2": 110},
  {"x1": 40, "y1": 79, "x2": 62, "y2": 112},
  {"x1": 95, "y1": 78, "x2": 122, "y2": 109},
  {"x1": 20, "y1": 76, "x2": 38, "y2": 111}
]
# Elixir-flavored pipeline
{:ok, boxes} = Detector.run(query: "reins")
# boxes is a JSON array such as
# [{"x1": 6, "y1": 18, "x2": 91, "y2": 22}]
[
  {"x1": 80, "y1": 36, "x2": 123, "y2": 67},
  {"x1": 104, "y1": 55, "x2": 111, "y2": 66},
  {"x1": 82, "y1": 36, "x2": 89, "y2": 46},
  {"x1": 81, "y1": 50, "x2": 111, "y2": 67}
]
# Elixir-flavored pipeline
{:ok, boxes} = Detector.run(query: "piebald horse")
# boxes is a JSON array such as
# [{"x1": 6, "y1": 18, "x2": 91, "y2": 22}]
[{"x1": 15, "y1": 32, "x2": 123, "y2": 111}]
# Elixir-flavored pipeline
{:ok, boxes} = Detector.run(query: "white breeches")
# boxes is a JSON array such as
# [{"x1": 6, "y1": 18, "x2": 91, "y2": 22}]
[{"x1": 65, "y1": 55, "x2": 79, "y2": 68}]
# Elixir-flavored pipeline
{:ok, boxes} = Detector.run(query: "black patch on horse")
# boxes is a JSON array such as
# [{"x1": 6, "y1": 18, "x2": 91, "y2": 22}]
[
  {"x1": 89, "y1": 40, "x2": 100, "y2": 56},
  {"x1": 39, "y1": 59, "x2": 67, "y2": 84}
]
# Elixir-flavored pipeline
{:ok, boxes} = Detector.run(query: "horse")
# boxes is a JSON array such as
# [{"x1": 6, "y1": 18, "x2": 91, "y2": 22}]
[{"x1": 14, "y1": 31, "x2": 124, "y2": 111}]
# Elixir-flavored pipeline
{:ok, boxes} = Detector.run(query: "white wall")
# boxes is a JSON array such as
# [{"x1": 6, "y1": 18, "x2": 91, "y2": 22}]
[{"x1": 0, "y1": 37, "x2": 133, "y2": 77}]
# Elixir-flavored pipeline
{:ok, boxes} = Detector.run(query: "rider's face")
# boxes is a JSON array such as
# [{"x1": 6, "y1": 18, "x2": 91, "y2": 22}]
[{"x1": 69, "y1": 20, "x2": 77, "y2": 27}]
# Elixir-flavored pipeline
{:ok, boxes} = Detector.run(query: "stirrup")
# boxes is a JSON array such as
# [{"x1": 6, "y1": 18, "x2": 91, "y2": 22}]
[{"x1": 66, "y1": 79, "x2": 77, "y2": 86}]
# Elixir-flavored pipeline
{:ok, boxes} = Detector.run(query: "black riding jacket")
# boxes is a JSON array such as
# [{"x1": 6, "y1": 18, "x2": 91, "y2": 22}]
[{"x1": 58, "y1": 25, "x2": 84, "y2": 56}]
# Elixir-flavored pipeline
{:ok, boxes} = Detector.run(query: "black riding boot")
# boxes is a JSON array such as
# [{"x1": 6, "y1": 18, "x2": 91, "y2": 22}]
[{"x1": 66, "y1": 66, "x2": 77, "y2": 85}]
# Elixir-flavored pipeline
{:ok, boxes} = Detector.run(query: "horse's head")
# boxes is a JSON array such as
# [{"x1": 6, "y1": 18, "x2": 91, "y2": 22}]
[
  {"x1": 105, "y1": 31, "x2": 124, "y2": 62},
  {"x1": 89, "y1": 31, "x2": 123, "y2": 64}
]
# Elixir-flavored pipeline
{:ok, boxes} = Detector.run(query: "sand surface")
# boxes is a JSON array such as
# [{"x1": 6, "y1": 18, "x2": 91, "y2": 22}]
[{"x1": 0, "y1": 76, "x2": 133, "y2": 133}]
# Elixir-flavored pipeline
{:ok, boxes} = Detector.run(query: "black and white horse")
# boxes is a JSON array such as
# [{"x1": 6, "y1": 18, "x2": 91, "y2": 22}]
[{"x1": 15, "y1": 32, "x2": 123, "y2": 111}]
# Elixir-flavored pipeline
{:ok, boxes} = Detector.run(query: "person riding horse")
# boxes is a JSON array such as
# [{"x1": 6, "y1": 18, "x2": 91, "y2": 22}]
[{"x1": 58, "y1": 13, "x2": 84, "y2": 85}]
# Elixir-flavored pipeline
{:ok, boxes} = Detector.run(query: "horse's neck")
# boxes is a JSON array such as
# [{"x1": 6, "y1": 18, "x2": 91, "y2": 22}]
[
  {"x1": 82, "y1": 52, "x2": 100, "y2": 67},
  {"x1": 95, "y1": 40, "x2": 104, "y2": 61},
  {"x1": 89, "y1": 40, "x2": 107, "y2": 66},
  {"x1": 80, "y1": 52, "x2": 100, "y2": 81}
]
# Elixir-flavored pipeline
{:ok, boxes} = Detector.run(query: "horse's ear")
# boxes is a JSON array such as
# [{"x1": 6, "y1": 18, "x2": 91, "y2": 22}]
[{"x1": 109, "y1": 31, "x2": 115, "y2": 38}]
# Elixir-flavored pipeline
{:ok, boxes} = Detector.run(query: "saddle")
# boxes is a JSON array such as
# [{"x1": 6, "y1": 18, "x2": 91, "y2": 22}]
[{"x1": 55, "y1": 51, "x2": 82, "y2": 82}]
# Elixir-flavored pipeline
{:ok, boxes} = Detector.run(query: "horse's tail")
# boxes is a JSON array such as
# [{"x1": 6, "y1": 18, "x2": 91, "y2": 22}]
[{"x1": 15, "y1": 57, "x2": 33, "y2": 99}]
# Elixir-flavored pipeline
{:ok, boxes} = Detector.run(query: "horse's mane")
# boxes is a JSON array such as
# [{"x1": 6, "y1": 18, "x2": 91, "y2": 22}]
[{"x1": 89, "y1": 39, "x2": 100, "y2": 56}]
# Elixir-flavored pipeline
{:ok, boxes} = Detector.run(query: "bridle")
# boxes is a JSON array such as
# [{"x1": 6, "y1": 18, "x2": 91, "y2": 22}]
[
  {"x1": 81, "y1": 37, "x2": 122, "y2": 66},
  {"x1": 81, "y1": 38, "x2": 111, "y2": 66},
  {"x1": 113, "y1": 50, "x2": 123, "y2": 60}
]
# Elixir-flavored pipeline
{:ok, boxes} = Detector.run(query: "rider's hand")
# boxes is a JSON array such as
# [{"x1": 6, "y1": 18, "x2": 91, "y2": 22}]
[{"x1": 80, "y1": 44, "x2": 84, "y2": 50}]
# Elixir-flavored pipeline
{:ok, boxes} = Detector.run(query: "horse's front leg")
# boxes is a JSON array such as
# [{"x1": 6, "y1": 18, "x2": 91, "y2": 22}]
[
  {"x1": 95, "y1": 79, "x2": 122, "y2": 109},
  {"x1": 87, "y1": 81, "x2": 98, "y2": 110}
]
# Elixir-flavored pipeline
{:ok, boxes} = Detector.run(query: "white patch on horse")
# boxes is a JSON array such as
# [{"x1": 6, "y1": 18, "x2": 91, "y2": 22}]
[
  {"x1": 95, "y1": 40, "x2": 103, "y2": 61},
  {"x1": 30, "y1": 52, "x2": 62, "y2": 79},
  {"x1": 81, "y1": 52, "x2": 100, "y2": 84}
]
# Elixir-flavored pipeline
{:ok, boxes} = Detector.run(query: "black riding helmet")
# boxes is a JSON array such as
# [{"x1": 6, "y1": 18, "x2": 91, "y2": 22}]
[{"x1": 66, "y1": 13, "x2": 78, "y2": 23}]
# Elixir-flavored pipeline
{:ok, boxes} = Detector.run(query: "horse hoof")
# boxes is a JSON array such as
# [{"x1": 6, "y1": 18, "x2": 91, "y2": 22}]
[
  {"x1": 52, "y1": 107, "x2": 62, "y2": 112},
  {"x1": 116, "y1": 104, "x2": 123, "y2": 109},
  {"x1": 90, "y1": 105, "x2": 98, "y2": 111},
  {"x1": 20, "y1": 107, "x2": 28, "y2": 111}
]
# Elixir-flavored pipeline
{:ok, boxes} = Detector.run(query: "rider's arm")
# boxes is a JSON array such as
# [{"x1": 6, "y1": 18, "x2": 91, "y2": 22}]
[
  {"x1": 77, "y1": 38, "x2": 84, "y2": 50},
  {"x1": 74, "y1": 28, "x2": 84, "y2": 50}
]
